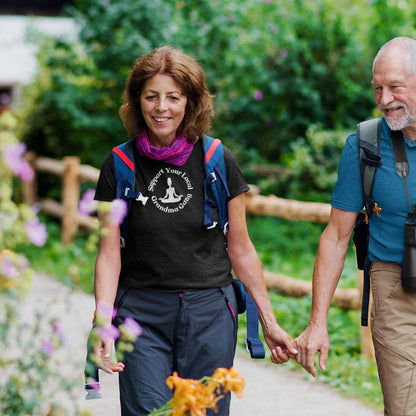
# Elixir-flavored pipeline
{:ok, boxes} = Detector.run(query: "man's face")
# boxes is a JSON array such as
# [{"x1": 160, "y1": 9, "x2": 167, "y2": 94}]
[{"x1": 372, "y1": 49, "x2": 416, "y2": 132}]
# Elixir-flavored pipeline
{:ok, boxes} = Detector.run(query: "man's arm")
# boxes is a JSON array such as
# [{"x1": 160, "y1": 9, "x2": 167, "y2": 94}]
[{"x1": 294, "y1": 207, "x2": 358, "y2": 376}]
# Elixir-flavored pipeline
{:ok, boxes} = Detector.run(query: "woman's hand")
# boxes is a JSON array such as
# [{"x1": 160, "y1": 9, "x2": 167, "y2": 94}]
[
  {"x1": 264, "y1": 325, "x2": 298, "y2": 364},
  {"x1": 93, "y1": 338, "x2": 125, "y2": 374}
]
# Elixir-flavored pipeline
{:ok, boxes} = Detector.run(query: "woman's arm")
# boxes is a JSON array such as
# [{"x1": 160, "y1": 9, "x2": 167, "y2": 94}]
[
  {"x1": 93, "y1": 211, "x2": 124, "y2": 373},
  {"x1": 226, "y1": 193, "x2": 297, "y2": 363}
]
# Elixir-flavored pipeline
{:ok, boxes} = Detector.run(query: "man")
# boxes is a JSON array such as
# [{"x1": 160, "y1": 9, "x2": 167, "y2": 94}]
[{"x1": 293, "y1": 37, "x2": 416, "y2": 415}]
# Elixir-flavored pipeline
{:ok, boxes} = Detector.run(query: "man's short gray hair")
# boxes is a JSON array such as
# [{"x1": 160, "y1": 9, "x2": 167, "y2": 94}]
[{"x1": 373, "y1": 37, "x2": 416, "y2": 78}]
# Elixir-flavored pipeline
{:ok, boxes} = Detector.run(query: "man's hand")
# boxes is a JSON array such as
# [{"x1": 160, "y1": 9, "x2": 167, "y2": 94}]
[{"x1": 294, "y1": 324, "x2": 329, "y2": 377}]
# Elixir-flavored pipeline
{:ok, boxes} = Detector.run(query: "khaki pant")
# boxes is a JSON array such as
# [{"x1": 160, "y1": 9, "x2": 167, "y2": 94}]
[{"x1": 371, "y1": 261, "x2": 416, "y2": 416}]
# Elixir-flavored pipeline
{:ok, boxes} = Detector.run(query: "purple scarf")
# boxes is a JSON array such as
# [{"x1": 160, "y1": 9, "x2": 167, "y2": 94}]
[{"x1": 135, "y1": 130, "x2": 194, "y2": 166}]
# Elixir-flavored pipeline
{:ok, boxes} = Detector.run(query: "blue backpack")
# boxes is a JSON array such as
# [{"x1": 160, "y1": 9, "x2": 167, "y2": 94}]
[{"x1": 112, "y1": 135, "x2": 264, "y2": 359}]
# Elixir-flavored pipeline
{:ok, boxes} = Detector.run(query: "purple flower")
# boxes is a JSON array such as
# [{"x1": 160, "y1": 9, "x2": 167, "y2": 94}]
[
  {"x1": 96, "y1": 302, "x2": 114, "y2": 321},
  {"x1": 110, "y1": 199, "x2": 128, "y2": 225},
  {"x1": 97, "y1": 323, "x2": 121, "y2": 341},
  {"x1": 280, "y1": 49, "x2": 288, "y2": 58},
  {"x1": 79, "y1": 189, "x2": 97, "y2": 215},
  {"x1": 53, "y1": 323, "x2": 68, "y2": 346},
  {"x1": 122, "y1": 317, "x2": 142, "y2": 338},
  {"x1": 2, "y1": 142, "x2": 35, "y2": 181},
  {"x1": 254, "y1": 90, "x2": 263, "y2": 101},
  {"x1": 41, "y1": 340, "x2": 55, "y2": 355},
  {"x1": 25, "y1": 217, "x2": 48, "y2": 246},
  {"x1": 0, "y1": 257, "x2": 15, "y2": 278},
  {"x1": 86, "y1": 377, "x2": 100, "y2": 391}
]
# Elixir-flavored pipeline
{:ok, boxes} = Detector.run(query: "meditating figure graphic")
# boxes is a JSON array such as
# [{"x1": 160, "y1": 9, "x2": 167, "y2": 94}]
[{"x1": 159, "y1": 177, "x2": 183, "y2": 203}]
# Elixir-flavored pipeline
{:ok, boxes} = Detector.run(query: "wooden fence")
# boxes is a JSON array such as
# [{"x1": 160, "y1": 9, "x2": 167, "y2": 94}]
[{"x1": 22, "y1": 152, "x2": 374, "y2": 360}]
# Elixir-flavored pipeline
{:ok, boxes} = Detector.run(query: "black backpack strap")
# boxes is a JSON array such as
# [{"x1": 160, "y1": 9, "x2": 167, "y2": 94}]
[
  {"x1": 361, "y1": 256, "x2": 371, "y2": 326},
  {"x1": 356, "y1": 118, "x2": 382, "y2": 327},
  {"x1": 391, "y1": 130, "x2": 412, "y2": 215}
]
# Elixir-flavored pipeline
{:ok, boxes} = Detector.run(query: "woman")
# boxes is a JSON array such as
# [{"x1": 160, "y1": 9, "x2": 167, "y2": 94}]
[{"x1": 93, "y1": 45, "x2": 297, "y2": 416}]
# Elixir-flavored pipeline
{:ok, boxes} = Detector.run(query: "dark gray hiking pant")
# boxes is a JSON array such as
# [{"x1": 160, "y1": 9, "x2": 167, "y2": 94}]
[{"x1": 113, "y1": 283, "x2": 238, "y2": 416}]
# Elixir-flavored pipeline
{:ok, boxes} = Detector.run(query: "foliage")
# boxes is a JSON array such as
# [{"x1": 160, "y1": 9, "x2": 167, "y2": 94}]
[
  {"x1": 0, "y1": 111, "x2": 84, "y2": 415},
  {"x1": 16, "y1": 0, "x2": 416, "y2": 201},
  {"x1": 277, "y1": 124, "x2": 351, "y2": 201},
  {"x1": 18, "y1": 0, "x2": 176, "y2": 174},
  {"x1": 17, "y1": 218, "x2": 97, "y2": 294}
]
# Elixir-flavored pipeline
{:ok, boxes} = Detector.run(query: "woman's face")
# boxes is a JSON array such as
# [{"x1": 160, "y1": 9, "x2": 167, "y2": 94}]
[{"x1": 140, "y1": 73, "x2": 187, "y2": 147}]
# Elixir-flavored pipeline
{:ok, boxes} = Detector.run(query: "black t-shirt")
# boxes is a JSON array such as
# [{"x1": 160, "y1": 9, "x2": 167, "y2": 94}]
[{"x1": 95, "y1": 139, "x2": 249, "y2": 291}]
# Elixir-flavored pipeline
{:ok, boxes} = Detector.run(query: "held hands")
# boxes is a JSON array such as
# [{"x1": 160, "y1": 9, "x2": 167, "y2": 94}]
[
  {"x1": 264, "y1": 325, "x2": 299, "y2": 364},
  {"x1": 268, "y1": 324, "x2": 329, "y2": 377}
]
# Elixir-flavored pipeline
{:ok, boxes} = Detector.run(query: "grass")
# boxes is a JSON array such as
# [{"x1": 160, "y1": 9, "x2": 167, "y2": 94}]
[{"x1": 16, "y1": 214, "x2": 383, "y2": 411}]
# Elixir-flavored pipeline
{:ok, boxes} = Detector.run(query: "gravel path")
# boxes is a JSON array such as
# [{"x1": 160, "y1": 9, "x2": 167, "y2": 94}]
[{"x1": 21, "y1": 274, "x2": 383, "y2": 416}]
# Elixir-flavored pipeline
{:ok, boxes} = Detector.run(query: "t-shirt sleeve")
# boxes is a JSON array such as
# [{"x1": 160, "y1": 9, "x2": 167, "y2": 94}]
[
  {"x1": 223, "y1": 145, "x2": 250, "y2": 199},
  {"x1": 94, "y1": 154, "x2": 116, "y2": 202},
  {"x1": 331, "y1": 133, "x2": 364, "y2": 213}
]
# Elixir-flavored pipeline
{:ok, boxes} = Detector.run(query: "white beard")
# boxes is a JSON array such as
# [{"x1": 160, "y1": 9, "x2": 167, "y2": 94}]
[{"x1": 380, "y1": 101, "x2": 415, "y2": 131}]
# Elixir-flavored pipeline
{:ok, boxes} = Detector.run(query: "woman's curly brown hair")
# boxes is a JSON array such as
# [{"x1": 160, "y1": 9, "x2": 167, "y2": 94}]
[{"x1": 119, "y1": 46, "x2": 215, "y2": 143}]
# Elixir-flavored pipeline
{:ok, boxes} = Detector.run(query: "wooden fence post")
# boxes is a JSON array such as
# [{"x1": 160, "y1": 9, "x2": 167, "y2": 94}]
[
  {"x1": 22, "y1": 151, "x2": 38, "y2": 205},
  {"x1": 357, "y1": 268, "x2": 375, "y2": 360},
  {"x1": 62, "y1": 156, "x2": 80, "y2": 245}
]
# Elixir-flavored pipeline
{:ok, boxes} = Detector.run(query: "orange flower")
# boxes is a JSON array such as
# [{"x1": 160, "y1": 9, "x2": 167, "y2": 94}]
[
  {"x1": 166, "y1": 372, "x2": 218, "y2": 416},
  {"x1": 151, "y1": 367, "x2": 245, "y2": 416},
  {"x1": 211, "y1": 367, "x2": 245, "y2": 398}
]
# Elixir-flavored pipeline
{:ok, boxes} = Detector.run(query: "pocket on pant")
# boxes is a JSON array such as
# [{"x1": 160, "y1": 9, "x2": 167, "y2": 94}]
[{"x1": 371, "y1": 263, "x2": 401, "y2": 313}]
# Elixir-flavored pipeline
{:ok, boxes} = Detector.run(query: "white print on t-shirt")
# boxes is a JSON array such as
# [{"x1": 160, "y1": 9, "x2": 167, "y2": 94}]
[
  {"x1": 147, "y1": 167, "x2": 193, "y2": 214},
  {"x1": 159, "y1": 177, "x2": 182, "y2": 203}
]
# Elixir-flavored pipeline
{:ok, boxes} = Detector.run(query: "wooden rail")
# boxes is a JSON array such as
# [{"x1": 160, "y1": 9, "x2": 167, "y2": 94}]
[{"x1": 22, "y1": 152, "x2": 374, "y2": 360}]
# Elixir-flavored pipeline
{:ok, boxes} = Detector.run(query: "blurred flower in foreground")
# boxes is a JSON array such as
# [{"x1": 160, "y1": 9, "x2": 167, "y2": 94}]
[
  {"x1": 79, "y1": 189, "x2": 127, "y2": 225},
  {"x1": 78, "y1": 188, "x2": 98, "y2": 215},
  {"x1": 110, "y1": 199, "x2": 128, "y2": 225},
  {"x1": 0, "y1": 249, "x2": 32, "y2": 292},
  {"x1": 25, "y1": 217, "x2": 48, "y2": 246},
  {"x1": 120, "y1": 317, "x2": 142, "y2": 339},
  {"x1": 149, "y1": 367, "x2": 245, "y2": 416},
  {"x1": 2, "y1": 142, "x2": 34, "y2": 181}
]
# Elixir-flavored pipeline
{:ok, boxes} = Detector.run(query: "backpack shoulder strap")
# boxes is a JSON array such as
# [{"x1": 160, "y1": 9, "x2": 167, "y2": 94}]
[
  {"x1": 113, "y1": 139, "x2": 136, "y2": 200},
  {"x1": 112, "y1": 140, "x2": 148, "y2": 247},
  {"x1": 356, "y1": 118, "x2": 382, "y2": 327},
  {"x1": 203, "y1": 136, "x2": 265, "y2": 359},
  {"x1": 202, "y1": 135, "x2": 230, "y2": 235},
  {"x1": 357, "y1": 118, "x2": 382, "y2": 215}
]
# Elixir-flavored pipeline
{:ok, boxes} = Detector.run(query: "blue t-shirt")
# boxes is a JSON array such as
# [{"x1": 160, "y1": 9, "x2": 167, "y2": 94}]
[{"x1": 331, "y1": 118, "x2": 416, "y2": 264}]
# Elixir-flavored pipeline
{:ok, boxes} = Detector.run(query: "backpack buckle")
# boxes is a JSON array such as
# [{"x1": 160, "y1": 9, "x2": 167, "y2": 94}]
[
  {"x1": 135, "y1": 193, "x2": 149, "y2": 206},
  {"x1": 208, "y1": 172, "x2": 217, "y2": 182},
  {"x1": 207, "y1": 221, "x2": 218, "y2": 230},
  {"x1": 223, "y1": 221, "x2": 229, "y2": 235}
]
